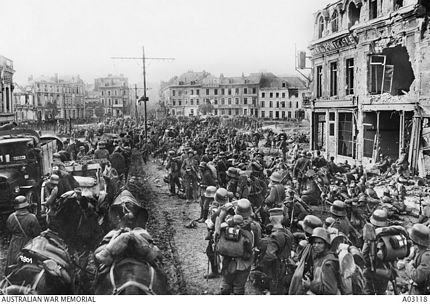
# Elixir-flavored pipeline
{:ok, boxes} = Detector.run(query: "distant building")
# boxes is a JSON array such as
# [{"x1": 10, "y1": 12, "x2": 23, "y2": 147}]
[
  {"x1": 14, "y1": 84, "x2": 36, "y2": 122},
  {"x1": 94, "y1": 74, "x2": 129, "y2": 117},
  {"x1": 160, "y1": 71, "x2": 307, "y2": 118},
  {"x1": 0, "y1": 55, "x2": 15, "y2": 123},
  {"x1": 25, "y1": 74, "x2": 85, "y2": 121},
  {"x1": 259, "y1": 73, "x2": 307, "y2": 120}
]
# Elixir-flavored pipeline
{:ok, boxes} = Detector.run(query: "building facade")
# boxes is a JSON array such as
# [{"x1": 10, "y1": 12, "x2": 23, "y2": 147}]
[
  {"x1": 0, "y1": 56, "x2": 15, "y2": 123},
  {"x1": 306, "y1": 0, "x2": 430, "y2": 174},
  {"x1": 94, "y1": 74, "x2": 129, "y2": 117},
  {"x1": 259, "y1": 74, "x2": 307, "y2": 120},
  {"x1": 23, "y1": 75, "x2": 85, "y2": 121},
  {"x1": 161, "y1": 71, "x2": 307, "y2": 119},
  {"x1": 14, "y1": 84, "x2": 36, "y2": 122}
]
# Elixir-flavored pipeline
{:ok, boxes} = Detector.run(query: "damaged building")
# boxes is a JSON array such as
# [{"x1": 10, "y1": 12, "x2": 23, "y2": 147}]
[{"x1": 305, "y1": 0, "x2": 430, "y2": 176}]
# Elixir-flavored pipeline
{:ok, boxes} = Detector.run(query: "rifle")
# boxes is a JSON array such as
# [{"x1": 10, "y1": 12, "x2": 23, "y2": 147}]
[{"x1": 419, "y1": 192, "x2": 423, "y2": 217}]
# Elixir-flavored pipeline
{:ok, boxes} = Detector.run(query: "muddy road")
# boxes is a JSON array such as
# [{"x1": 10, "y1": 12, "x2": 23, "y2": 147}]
[{"x1": 133, "y1": 155, "x2": 259, "y2": 295}]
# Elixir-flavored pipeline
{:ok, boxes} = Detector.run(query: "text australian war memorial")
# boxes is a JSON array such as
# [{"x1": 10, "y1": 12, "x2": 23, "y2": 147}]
[{"x1": 1, "y1": 0, "x2": 430, "y2": 297}]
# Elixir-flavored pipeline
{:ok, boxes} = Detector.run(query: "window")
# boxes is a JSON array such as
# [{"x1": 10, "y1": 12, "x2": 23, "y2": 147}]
[
  {"x1": 261, "y1": 92, "x2": 265, "y2": 98},
  {"x1": 190, "y1": 109, "x2": 194, "y2": 116},
  {"x1": 316, "y1": 65, "x2": 323, "y2": 98},
  {"x1": 289, "y1": 89, "x2": 299, "y2": 98},
  {"x1": 108, "y1": 91, "x2": 111, "y2": 96},
  {"x1": 346, "y1": 58, "x2": 355, "y2": 95},
  {"x1": 222, "y1": 89, "x2": 225, "y2": 95},
  {"x1": 191, "y1": 90, "x2": 194, "y2": 95},
  {"x1": 338, "y1": 113, "x2": 354, "y2": 157},
  {"x1": 261, "y1": 111, "x2": 265, "y2": 118},
  {"x1": 235, "y1": 88, "x2": 239, "y2": 95},
  {"x1": 369, "y1": 0, "x2": 378, "y2": 20},
  {"x1": 261, "y1": 101, "x2": 265, "y2": 107},
  {"x1": 288, "y1": 111, "x2": 291, "y2": 118},
  {"x1": 196, "y1": 89, "x2": 200, "y2": 95},
  {"x1": 394, "y1": 0, "x2": 403, "y2": 9},
  {"x1": 228, "y1": 109, "x2": 232, "y2": 115},
  {"x1": 214, "y1": 89, "x2": 218, "y2": 95},
  {"x1": 221, "y1": 98, "x2": 224, "y2": 105},
  {"x1": 318, "y1": 16, "x2": 325, "y2": 38},
  {"x1": 214, "y1": 109, "x2": 218, "y2": 115},
  {"x1": 252, "y1": 88, "x2": 256, "y2": 94},
  {"x1": 282, "y1": 83, "x2": 286, "y2": 88},
  {"x1": 228, "y1": 89, "x2": 231, "y2": 95},
  {"x1": 330, "y1": 62, "x2": 338, "y2": 96},
  {"x1": 206, "y1": 89, "x2": 209, "y2": 95},
  {"x1": 276, "y1": 101, "x2": 279, "y2": 108},
  {"x1": 228, "y1": 98, "x2": 231, "y2": 105},
  {"x1": 244, "y1": 88, "x2": 248, "y2": 94},
  {"x1": 235, "y1": 98, "x2": 239, "y2": 104},
  {"x1": 269, "y1": 101, "x2": 273, "y2": 107},
  {"x1": 178, "y1": 99, "x2": 182, "y2": 106},
  {"x1": 330, "y1": 123, "x2": 335, "y2": 136},
  {"x1": 190, "y1": 99, "x2": 194, "y2": 105},
  {"x1": 281, "y1": 101, "x2": 285, "y2": 108},
  {"x1": 289, "y1": 101, "x2": 292, "y2": 108},
  {"x1": 296, "y1": 101, "x2": 299, "y2": 108},
  {"x1": 269, "y1": 111, "x2": 273, "y2": 118},
  {"x1": 196, "y1": 99, "x2": 200, "y2": 105},
  {"x1": 236, "y1": 109, "x2": 239, "y2": 115},
  {"x1": 276, "y1": 92, "x2": 279, "y2": 98},
  {"x1": 369, "y1": 55, "x2": 394, "y2": 95},
  {"x1": 244, "y1": 98, "x2": 248, "y2": 105},
  {"x1": 332, "y1": 11, "x2": 339, "y2": 33},
  {"x1": 282, "y1": 92, "x2": 286, "y2": 98},
  {"x1": 269, "y1": 92, "x2": 273, "y2": 98}
]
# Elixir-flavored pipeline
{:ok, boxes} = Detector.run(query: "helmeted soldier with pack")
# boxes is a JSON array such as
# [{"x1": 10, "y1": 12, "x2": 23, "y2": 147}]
[
  {"x1": 262, "y1": 172, "x2": 287, "y2": 226},
  {"x1": 406, "y1": 223, "x2": 430, "y2": 295},
  {"x1": 254, "y1": 207, "x2": 294, "y2": 294},
  {"x1": 204, "y1": 188, "x2": 230, "y2": 279},
  {"x1": 216, "y1": 199, "x2": 261, "y2": 294},
  {"x1": 363, "y1": 209, "x2": 409, "y2": 294},
  {"x1": 166, "y1": 150, "x2": 181, "y2": 196}
]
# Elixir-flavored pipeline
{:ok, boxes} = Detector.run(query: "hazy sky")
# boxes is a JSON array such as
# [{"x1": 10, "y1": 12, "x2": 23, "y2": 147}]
[{"x1": 1, "y1": 0, "x2": 333, "y2": 88}]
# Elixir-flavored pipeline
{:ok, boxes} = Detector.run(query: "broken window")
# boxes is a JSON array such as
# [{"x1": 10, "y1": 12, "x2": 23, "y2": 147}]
[
  {"x1": 289, "y1": 89, "x2": 299, "y2": 98},
  {"x1": 348, "y1": 2, "x2": 361, "y2": 28},
  {"x1": 369, "y1": 46, "x2": 415, "y2": 95},
  {"x1": 330, "y1": 61, "x2": 338, "y2": 97},
  {"x1": 369, "y1": 0, "x2": 378, "y2": 20},
  {"x1": 394, "y1": 0, "x2": 403, "y2": 9},
  {"x1": 318, "y1": 16, "x2": 325, "y2": 38},
  {"x1": 316, "y1": 65, "x2": 323, "y2": 98},
  {"x1": 338, "y1": 112, "x2": 354, "y2": 157},
  {"x1": 332, "y1": 11, "x2": 339, "y2": 32},
  {"x1": 346, "y1": 58, "x2": 354, "y2": 95}
]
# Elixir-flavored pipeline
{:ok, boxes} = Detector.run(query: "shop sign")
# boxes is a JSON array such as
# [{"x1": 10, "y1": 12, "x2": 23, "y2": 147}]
[{"x1": 312, "y1": 34, "x2": 357, "y2": 55}]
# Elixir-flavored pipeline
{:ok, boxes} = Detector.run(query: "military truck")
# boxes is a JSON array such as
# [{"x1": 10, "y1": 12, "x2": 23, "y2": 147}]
[{"x1": 0, "y1": 129, "x2": 58, "y2": 216}]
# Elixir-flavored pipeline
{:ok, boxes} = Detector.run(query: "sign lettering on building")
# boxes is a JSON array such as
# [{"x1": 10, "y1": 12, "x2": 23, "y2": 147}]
[{"x1": 312, "y1": 34, "x2": 357, "y2": 55}]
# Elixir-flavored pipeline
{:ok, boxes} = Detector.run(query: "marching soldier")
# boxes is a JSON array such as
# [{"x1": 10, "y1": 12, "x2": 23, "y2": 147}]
[
  {"x1": 6, "y1": 196, "x2": 42, "y2": 274},
  {"x1": 257, "y1": 208, "x2": 294, "y2": 294}
]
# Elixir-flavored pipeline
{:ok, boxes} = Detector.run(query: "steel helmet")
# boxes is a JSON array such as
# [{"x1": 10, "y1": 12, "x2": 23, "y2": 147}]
[
  {"x1": 204, "y1": 186, "x2": 217, "y2": 198},
  {"x1": 370, "y1": 209, "x2": 388, "y2": 227},
  {"x1": 226, "y1": 167, "x2": 239, "y2": 178},
  {"x1": 14, "y1": 195, "x2": 29, "y2": 210},
  {"x1": 299, "y1": 215, "x2": 323, "y2": 234},
  {"x1": 235, "y1": 198, "x2": 252, "y2": 218},
  {"x1": 199, "y1": 161, "x2": 207, "y2": 169},
  {"x1": 410, "y1": 223, "x2": 430, "y2": 247},
  {"x1": 330, "y1": 200, "x2": 347, "y2": 217},
  {"x1": 309, "y1": 227, "x2": 331, "y2": 245},
  {"x1": 214, "y1": 188, "x2": 228, "y2": 205},
  {"x1": 235, "y1": 199, "x2": 252, "y2": 218},
  {"x1": 270, "y1": 172, "x2": 283, "y2": 183},
  {"x1": 50, "y1": 174, "x2": 60, "y2": 185}
]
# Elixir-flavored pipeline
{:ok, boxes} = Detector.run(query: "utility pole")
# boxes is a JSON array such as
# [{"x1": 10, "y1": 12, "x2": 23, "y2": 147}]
[{"x1": 111, "y1": 46, "x2": 174, "y2": 140}]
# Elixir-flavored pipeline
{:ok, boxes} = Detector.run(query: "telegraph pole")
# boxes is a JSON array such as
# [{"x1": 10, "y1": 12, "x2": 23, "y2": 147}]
[{"x1": 111, "y1": 46, "x2": 174, "y2": 140}]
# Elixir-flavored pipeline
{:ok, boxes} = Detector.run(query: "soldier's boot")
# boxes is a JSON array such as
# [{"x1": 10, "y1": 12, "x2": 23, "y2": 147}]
[
  {"x1": 204, "y1": 261, "x2": 220, "y2": 279},
  {"x1": 197, "y1": 209, "x2": 208, "y2": 223}
]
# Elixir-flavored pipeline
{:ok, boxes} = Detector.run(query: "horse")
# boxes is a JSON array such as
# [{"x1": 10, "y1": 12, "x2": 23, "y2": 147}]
[
  {"x1": 0, "y1": 230, "x2": 74, "y2": 295},
  {"x1": 94, "y1": 258, "x2": 168, "y2": 295},
  {"x1": 107, "y1": 190, "x2": 148, "y2": 230},
  {"x1": 47, "y1": 192, "x2": 104, "y2": 294}
]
